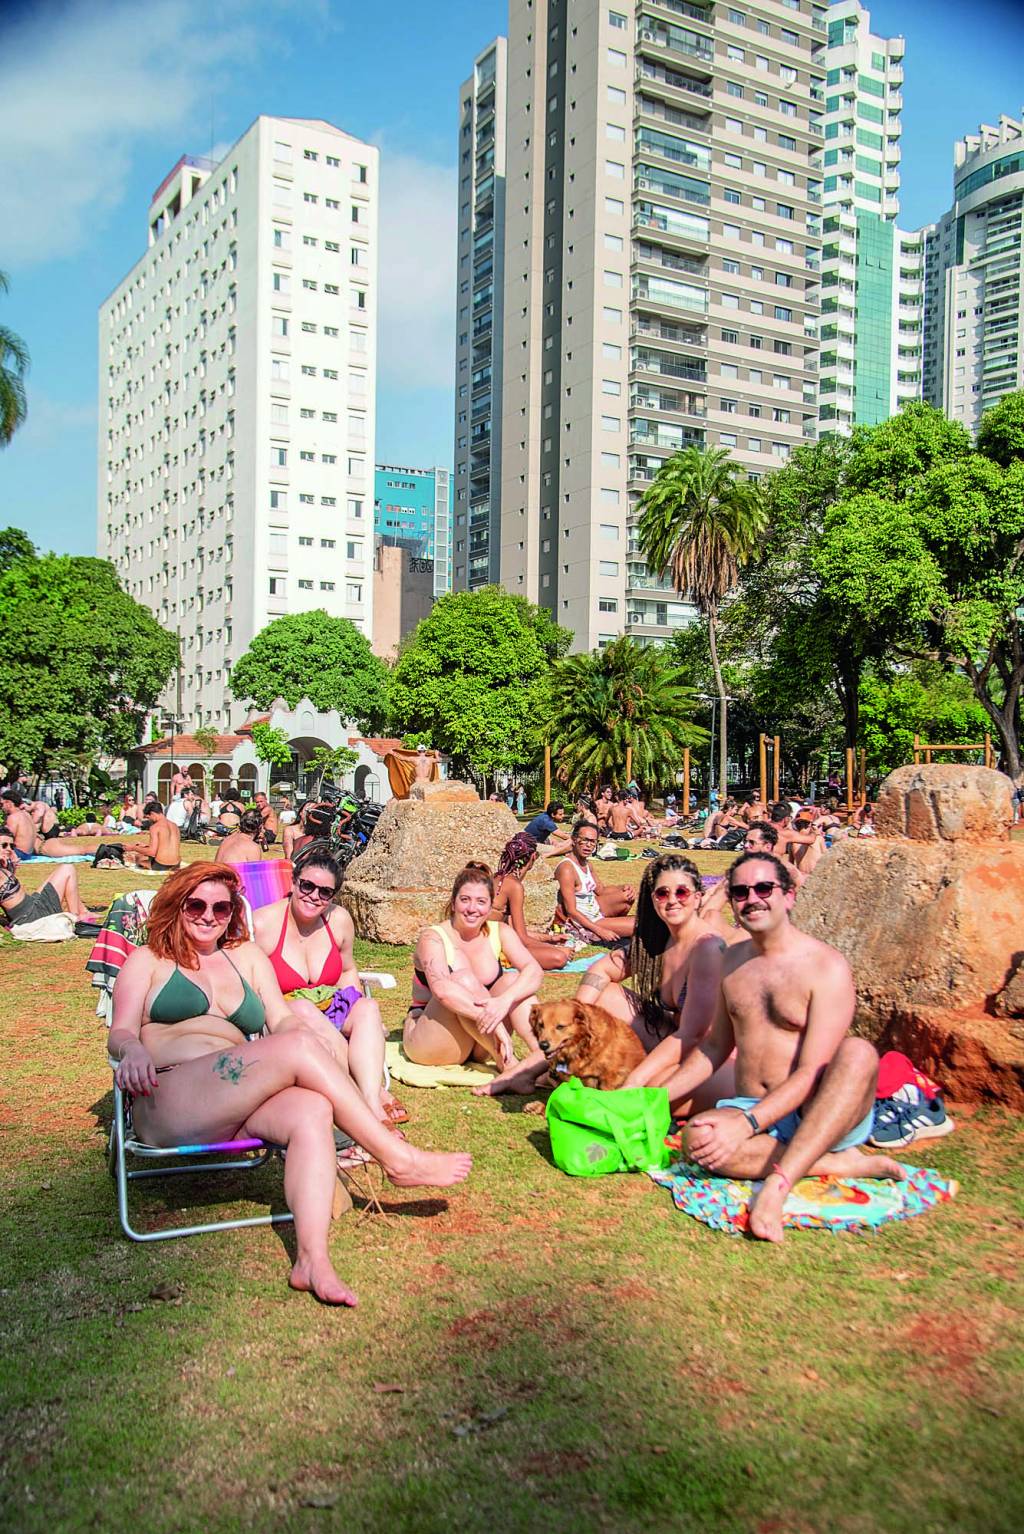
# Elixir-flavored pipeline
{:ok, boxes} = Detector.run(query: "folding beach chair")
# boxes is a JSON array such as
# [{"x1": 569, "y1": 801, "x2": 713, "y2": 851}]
[{"x1": 107, "y1": 970, "x2": 397, "y2": 1242}]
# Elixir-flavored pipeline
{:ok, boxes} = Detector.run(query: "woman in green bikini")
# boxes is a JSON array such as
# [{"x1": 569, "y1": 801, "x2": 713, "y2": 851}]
[{"x1": 109, "y1": 863, "x2": 472, "y2": 1307}]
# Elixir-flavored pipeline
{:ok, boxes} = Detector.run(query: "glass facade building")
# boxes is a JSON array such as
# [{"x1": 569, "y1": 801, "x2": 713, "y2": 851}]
[{"x1": 373, "y1": 464, "x2": 451, "y2": 597}]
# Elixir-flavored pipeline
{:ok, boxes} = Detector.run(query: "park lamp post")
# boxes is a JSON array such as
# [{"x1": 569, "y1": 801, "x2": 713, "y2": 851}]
[{"x1": 698, "y1": 693, "x2": 733, "y2": 801}]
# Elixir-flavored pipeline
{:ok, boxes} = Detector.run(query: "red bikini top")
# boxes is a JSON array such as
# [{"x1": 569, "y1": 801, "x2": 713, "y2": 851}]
[{"x1": 268, "y1": 905, "x2": 343, "y2": 991}]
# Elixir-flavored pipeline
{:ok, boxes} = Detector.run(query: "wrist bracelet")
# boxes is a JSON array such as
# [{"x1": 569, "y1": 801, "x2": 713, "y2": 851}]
[{"x1": 742, "y1": 1109, "x2": 760, "y2": 1136}]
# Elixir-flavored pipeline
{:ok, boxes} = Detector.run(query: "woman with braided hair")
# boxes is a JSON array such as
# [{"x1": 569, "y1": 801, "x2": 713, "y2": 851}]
[
  {"x1": 575, "y1": 854, "x2": 735, "y2": 1111},
  {"x1": 489, "y1": 831, "x2": 571, "y2": 973}
]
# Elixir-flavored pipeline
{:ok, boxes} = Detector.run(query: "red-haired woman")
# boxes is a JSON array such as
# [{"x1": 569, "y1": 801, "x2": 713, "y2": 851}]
[{"x1": 109, "y1": 864, "x2": 472, "y2": 1307}]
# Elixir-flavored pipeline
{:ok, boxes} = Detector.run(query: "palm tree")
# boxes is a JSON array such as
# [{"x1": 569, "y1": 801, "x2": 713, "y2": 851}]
[
  {"x1": 542, "y1": 636, "x2": 707, "y2": 795},
  {"x1": 0, "y1": 272, "x2": 29, "y2": 445},
  {"x1": 637, "y1": 445, "x2": 766, "y2": 798}
]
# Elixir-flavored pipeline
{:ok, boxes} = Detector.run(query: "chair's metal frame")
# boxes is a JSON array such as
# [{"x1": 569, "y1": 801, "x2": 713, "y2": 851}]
[{"x1": 107, "y1": 970, "x2": 396, "y2": 1242}]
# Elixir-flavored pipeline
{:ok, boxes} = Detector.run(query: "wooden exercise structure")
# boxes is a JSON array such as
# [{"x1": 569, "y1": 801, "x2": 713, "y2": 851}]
[
  {"x1": 759, "y1": 734, "x2": 781, "y2": 804},
  {"x1": 681, "y1": 748, "x2": 690, "y2": 817},
  {"x1": 844, "y1": 747, "x2": 868, "y2": 813},
  {"x1": 913, "y1": 734, "x2": 994, "y2": 770}
]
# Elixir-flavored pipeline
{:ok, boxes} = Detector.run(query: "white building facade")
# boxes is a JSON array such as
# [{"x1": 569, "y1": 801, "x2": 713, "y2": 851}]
[
  {"x1": 922, "y1": 113, "x2": 1024, "y2": 434},
  {"x1": 98, "y1": 115, "x2": 379, "y2": 731},
  {"x1": 819, "y1": 1, "x2": 922, "y2": 431},
  {"x1": 484, "y1": 0, "x2": 824, "y2": 651}
]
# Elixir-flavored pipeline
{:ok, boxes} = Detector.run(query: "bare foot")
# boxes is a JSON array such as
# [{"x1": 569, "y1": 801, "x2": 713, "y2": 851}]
[
  {"x1": 817, "y1": 1148, "x2": 909, "y2": 1181},
  {"x1": 289, "y1": 1255, "x2": 358, "y2": 1306},
  {"x1": 385, "y1": 1145, "x2": 472, "y2": 1189},
  {"x1": 472, "y1": 1062, "x2": 540, "y2": 1096},
  {"x1": 747, "y1": 1175, "x2": 787, "y2": 1244}
]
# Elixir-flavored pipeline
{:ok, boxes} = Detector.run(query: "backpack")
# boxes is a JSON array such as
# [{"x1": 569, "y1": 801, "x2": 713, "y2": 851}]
[
  {"x1": 546, "y1": 1078, "x2": 673, "y2": 1177},
  {"x1": 92, "y1": 843, "x2": 125, "y2": 868}
]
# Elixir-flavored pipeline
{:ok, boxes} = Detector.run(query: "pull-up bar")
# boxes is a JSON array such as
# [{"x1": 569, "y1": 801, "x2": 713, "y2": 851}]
[{"x1": 913, "y1": 734, "x2": 994, "y2": 770}]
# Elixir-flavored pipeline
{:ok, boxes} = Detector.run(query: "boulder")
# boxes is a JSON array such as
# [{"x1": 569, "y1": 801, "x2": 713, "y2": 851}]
[
  {"x1": 340, "y1": 784, "x2": 556, "y2": 946},
  {"x1": 796, "y1": 764, "x2": 1024, "y2": 1107}
]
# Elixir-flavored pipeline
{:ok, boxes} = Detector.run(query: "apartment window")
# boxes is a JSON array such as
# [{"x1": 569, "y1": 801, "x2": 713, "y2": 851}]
[
  {"x1": 599, "y1": 560, "x2": 619, "y2": 576},
  {"x1": 721, "y1": 363, "x2": 739, "y2": 379},
  {"x1": 304, "y1": 148, "x2": 318, "y2": 162},
  {"x1": 600, "y1": 484, "x2": 620, "y2": 503},
  {"x1": 599, "y1": 598, "x2": 618, "y2": 613},
  {"x1": 754, "y1": 91, "x2": 768, "y2": 107},
  {"x1": 772, "y1": 373, "x2": 790, "y2": 390},
  {"x1": 606, "y1": 123, "x2": 625, "y2": 142},
  {"x1": 724, "y1": 189, "x2": 741, "y2": 205},
  {"x1": 318, "y1": 537, "x2": 336, "y2": 549},
  {"x1": 781, "y1": 27, "x2": 799, "y2": 45},
  {"x1": 603, "y1": 306, "x2": 622, "y2": 323},
  {"x1": 721, "y1": 328, "x2": 739, "y2": 343},
  {"x1": 772, "y1": 442, "x2": 790, "y2": 460},
  {"x1": 750, "y1": 335, "x2": 763, "y2": 349},
  {"x1": 727, "y1": 82, "x2": 744, "y2": 99},
  {"x1": 354, "y1": 164, "x2": 368, "y2": 184},
  {"x1": 725, "y1": 117, "x2": 742, "y2": 135},
  {"x1": 273, "y1": 141, "x2": 292, "y2": 162},
  {"x1": 601, "y1": 378, "x2": 621, "y2": 395},
  {"x1": 272, "y1": 315, "x2": 288, "y2": 337},
  {"x1": 720, "y1": 399, "x2": 737, "y2": 413},
  {"x1": 300, "y1": 449, "x2": 315, "y2": 461},
  {"x1": 774, "y1": 306, "x2": 793, "y2": 322},
  {"x1": 720, "y1": 433, "x2": 737, "y2": 448},
  {"x1": 346, "y1": 540, "x2": 362, "y2": 559},
  {"x1": 608, "y1": 9, "x2": 627, "y2": 26},
  {"x1": 752, "y1": 162, "x2": 767, "y2": 178},
  {"x1": 270, "y1": 490, "x2": 287, "y2": 510},
  {"x1": 299, "y1": 494, "x2": 314, "y2": 505},
  {"x1": 776, "y1": 204, "x2": 794, "y2": 220},
  {"x1": 298, "y1": 579, "x2": 313, "y2": 590},
  {"x1": 750, "y1": 300, "x2": 764, "y2": 315},
  {"x1": 773, "y1": 408, "x2": 791, "y2": 423},
  {"x1": 779, "y1": 134, "x2": 796, "y2": 152},
  {"x1": 780, "y1": 65, "x2": 797, "y2": 85},
  {"x1": 752, "y1": 196, "x2": 766, "y2": 212},
  {"x1": 272, "y1": 227, "x2": 290, "y2": 249},
  {"x1": 346, "y1": 582, "x2": 363, "y2": 603},
  {"x1": 347, "y1": 497, "x2": 363, "y2": 518},
  {"x1": 321, "y1": 496, "x2": 336, "y2": 507},
  {"x1": 268, "y1": 576, "x2": 286, "y2": 595},
  {"x1": 303, "y1": 192, "x2": 318, "y2": 205},
  {"x1": 753, "y1": 126, "x2": 767, "y2": 144},
  {"x1": 605, "y1": 197, "x2": 624, "y2": 215},
  {"x1": 601, "y1": 414, "x2": 620, "y2": 431},
  {"x1": 298, "y1": 535, "x2": 313, "y2": 546},
  {"x1": 608, "y1": 85, "x2": 626, "y2": 104},
  {"x1": 728, "y1": 9, "x2": 746, "y2": 25},
  {"x1": 271, "y1": 447, "x2": 287, "y2": 466},
  {"x1": 749, "y1": 399, "x2": 762, "y2": 412},
  {"x1": 326, "y1": 154, "x2": 340, "y2": 167},
  {"x1": 607, "y1": 48, "x2": 626, "y2": 66},
  {"x1": 778, "y1": 170, "x2": 796, "y2": 187},
  {"x1": 723, "y1": 223, "x2": 741, "y2": 240},
  {"x1": 320, "y1": 580, "x2": 335, "y2": 591},
  {"x1": 752, "y1": 231, "x2": 765, "y2": 247},
  {"x1": 779, "y1": 101, "x2": 798, "y2": 118},
  {"x1": 727, "y1": 46, "x2": 744, "y2": 62},
  {"x1": 776, "y1": 237, "x2": 794, "y2": 254},
  {"x1": 604, "y1": 233, "x2": 624, "y2": 253},
  {"x1": 724, "y1": 153, "x2": 742, "y2": 170},
  {"x1": 755, "y1": 54, "x2": 769, "y2": 71},
  {"x1": 302, "y1": 278, "x2": 318, "y2": 290},
  {"x1": 722, "y1": 258, "x2": 740, "y2": 275},
  {"x1": 605, "y1": 160, "x2": 625, "y2": 179},
  {"x1": 271, "y1": 402, "x2": 288, "y2": 424},
  {"x1": 773, "y1": 340, "x2": 791, "y2": 355},
  {"x1": 301, "y1": 365, "x2": 316, "y2": 377},
  {"x1": 721, "y1": 293, "x2": 740, "y2": 309},
  {"x1": 601, "y1": 451, "x2": 620, "y2": 467},
  {"x1": 747, "y1": 438, "x2": 762, "y2": 452}
]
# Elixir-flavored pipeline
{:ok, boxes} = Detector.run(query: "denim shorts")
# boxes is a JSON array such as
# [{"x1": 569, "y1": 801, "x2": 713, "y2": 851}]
[{"x1": 717, "y1": 1095, "x2": 874, "y2": 1154}]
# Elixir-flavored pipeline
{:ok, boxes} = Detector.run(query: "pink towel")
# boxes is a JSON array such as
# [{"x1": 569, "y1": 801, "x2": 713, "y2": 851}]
[{"x1": 235, "y1": 859, "x2": 292, "y2": 912}]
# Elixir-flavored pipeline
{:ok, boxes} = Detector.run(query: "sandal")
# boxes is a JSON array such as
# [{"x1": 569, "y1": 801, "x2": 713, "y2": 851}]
[
  {"x1": 382, "y1": 1098, "x2": 410, "y2": 1127},
  {"x1": 336, "y1": 1144, "x2": 374, "y2": 1171}
]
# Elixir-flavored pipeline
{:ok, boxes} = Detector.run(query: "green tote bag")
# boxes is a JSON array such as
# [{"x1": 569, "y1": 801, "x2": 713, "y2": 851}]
[{"x1": 546, "y1": 1078, "x2": 673, "y2": 1178}]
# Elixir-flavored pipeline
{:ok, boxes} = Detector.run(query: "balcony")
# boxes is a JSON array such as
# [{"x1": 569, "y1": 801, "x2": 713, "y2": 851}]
[
  {"x1": 636, "y1": 22, "x2": 713, "y2": 68},
  {"x1": 632, "y1": 315, "x2": 707, "y2": 349},
  {"x1": 630, "y1": 385, "x2": 706, "y2": 417},
  {"x1": 634, "y1": 201, "x2": 709, "y2": 247},
  {"x1": 647, "y1": 0, "x2": 711, "y2": 24},
  {"x1": 633, "y1": 240, "x2": 705, "y2": 278},
  {"x1": 635, "y1": 164, "x2": 710, "y2": 206},
  {"x1": 632, "y1": 347, "x2": 706, "y2": 383},
  {"x1": 634, "y1": 92, "x2": 710, "y2": 136},
  {"x1": 632, "y1": 274, "x2": 708, "y2": 315},
  {"x1": 630, "y1": 418, "x2": 704, "y2": 451}
]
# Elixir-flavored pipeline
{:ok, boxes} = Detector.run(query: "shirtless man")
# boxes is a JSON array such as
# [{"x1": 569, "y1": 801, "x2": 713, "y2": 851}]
[
  {"x1": 607, "y1": 793, "x2": 643, "y2": 840},
  {"x1": 412, "y1": 744, "x2": 437, "y2": 784},
  {"x1": 739, "y1": 791, "x2": 767, "y2": 825},
  {"x1": 1, "y1": 788, "x2": 40, "y2": 859},
  {"x1": 555, "y1": 822, "x2": 635, "y2": 943},
  {"x1": 768, "y1": 801, "x2": 823, "y2": 876},
  {"x1": 168, "y1": 764, "x2": 191, "y2": 799},
  {"x1": 253, "y1": 791, "x2": 280, "y2": 847},
  {"x1": 661, "y1": 851, "x2": 905, "y2": 1243},
  {"x1": 124, "y1": 803, "x2": 181, "y2": 870},
  {"x1": 215, "y1": 809, "x2": 265, "y2": 865}
]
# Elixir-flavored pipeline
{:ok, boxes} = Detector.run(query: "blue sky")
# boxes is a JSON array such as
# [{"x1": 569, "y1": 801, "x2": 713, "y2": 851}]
[{"x1": 1, "y1": 0, "x2": 1021, "y2": 557}]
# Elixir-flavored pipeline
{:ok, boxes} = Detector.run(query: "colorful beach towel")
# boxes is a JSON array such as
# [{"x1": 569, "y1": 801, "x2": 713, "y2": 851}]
[
  {"x1": 649, "y1": 1159, "x2": 957, "y2": 1235},
  {"x1": 385, "y1": 1034, "x2": 498, "y2": 1089},
  {"x1": 234, "y1": 858, "x2": 292, "y2": 913}
]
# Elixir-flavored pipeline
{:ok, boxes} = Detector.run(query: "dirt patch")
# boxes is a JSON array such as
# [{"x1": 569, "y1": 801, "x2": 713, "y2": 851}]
[
  {"x1": 900, "y1": 1312, "x2": 988, "y2": 1395},
  {"x1": 446, "y1": 1296, "x2": 582, "y2": 1352},
  {"x1": 609, "y1": 1280, "x2": 657, "y2": 1302}
]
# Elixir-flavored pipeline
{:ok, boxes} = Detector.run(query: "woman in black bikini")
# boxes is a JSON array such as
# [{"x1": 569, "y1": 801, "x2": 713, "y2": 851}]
[
  {"x1": 489, "y1": 832, "x2": 571, "y2": 973},
  {"x1": 403, "y1": 862, "x2": 544, "y2": 1075},
  {"x1": 576, "y1": 854, "x2": 735, "y2": 1110},
  {"x1": 109, "y1": 862, "x2": 472, "y2": 1307}
]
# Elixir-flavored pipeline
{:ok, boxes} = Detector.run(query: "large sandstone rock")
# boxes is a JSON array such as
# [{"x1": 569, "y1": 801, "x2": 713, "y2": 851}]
[
  {"x1": 795, "y1": 764, "x2": 1024, "y2": 1107},
  {"x1": 340, "y1": 783, "x2": 556, "y2": 945}
]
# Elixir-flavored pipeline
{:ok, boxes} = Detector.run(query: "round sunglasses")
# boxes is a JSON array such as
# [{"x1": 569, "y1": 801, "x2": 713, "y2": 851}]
[
  {"x1": 181, "y1": 896, "x2": 234, "y2": 921},
  {"x1": 728, "y1": 880, "x2": 784, "y2": 902},
  {"x1": 295, "y1": 876, "x2": 336, "y2": 902},
  {"x1": 652, "y1": 884, "x2": 697, "y2": 903}
]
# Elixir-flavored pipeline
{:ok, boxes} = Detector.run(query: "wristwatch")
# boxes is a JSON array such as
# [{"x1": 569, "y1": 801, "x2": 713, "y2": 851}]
[{"x1": 742, "y1": 1109, "x2": 760, "y2": 1135}]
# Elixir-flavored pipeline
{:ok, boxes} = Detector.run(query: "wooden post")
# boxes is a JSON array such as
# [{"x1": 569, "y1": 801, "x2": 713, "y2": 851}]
[
  {"x1": 845, "y1": 747, "x2": 855, "y2": 812},
  {"x1": 984, "y1": 733, "x2": 993, "y2": 770},
  {"x1": 682, "y1": 748, "x2": 690, "y2": 817},
  {"x1": 772, "y1": 735, "x2": 781, "y2": 801},
  {"x1": 759, "y1": 733, "x2": 768, "y2": 804},
  {"x1": 859, "y1": 748, "x2": 867, "y2": 806},
  {"x1": 625, "y1": 744, "x2": 633, "y2": 785},
  {"x1": 913, "y1": 733, "x2": 921, "y2": 767},
  {"x1": 543, "y1": 742, "x2": 551, "y2": 807}
]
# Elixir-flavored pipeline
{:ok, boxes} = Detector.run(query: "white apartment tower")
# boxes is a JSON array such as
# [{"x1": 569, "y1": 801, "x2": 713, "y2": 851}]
[
  {"x1": 922, "y1": 113, "x2": 1024, "y2": 434},
  {"x1": 98, "y1": 116, "x2": 379, "y2": 731},
  {"x1": 819, "y1": 0, "x2": 922, "y2": 431},
  {"x1": 493, "y1": 0, "x2": 824, "y2": 650},
  {"x1": 453, "y1": 40, "x2": 509, "y2": 591}
]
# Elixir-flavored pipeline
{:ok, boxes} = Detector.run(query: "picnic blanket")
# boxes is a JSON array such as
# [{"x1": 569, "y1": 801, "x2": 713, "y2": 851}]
[
  {"x1": 17, "y1": 853, "x2": 93, "y2": 864},
  {"x1": 562, "y1": 952, "x2": 603, "y2": 972},
  {"x1": 385, "y1": 1034, "x2": 498, "y2": 1088},
  {"x1": 649, "y1": 1160, "x2": 958, "y2": 1235}
]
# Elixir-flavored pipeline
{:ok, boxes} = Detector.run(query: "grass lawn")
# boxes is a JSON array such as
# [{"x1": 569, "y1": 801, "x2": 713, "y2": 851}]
[{"x1": 1, "y1": 843, "x2": 1022, "y2": 1533}]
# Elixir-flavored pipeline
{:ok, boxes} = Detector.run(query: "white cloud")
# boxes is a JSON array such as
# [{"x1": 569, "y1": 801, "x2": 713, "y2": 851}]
[
  {"x1": 0, "y1": 0, "x2": 266, "y2": 267},
  {"x1": 376, "y1": 152, "x2": 457, "y2": 392}
]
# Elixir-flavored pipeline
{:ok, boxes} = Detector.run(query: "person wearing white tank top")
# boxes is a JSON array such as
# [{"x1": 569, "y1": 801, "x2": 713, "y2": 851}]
[{"x1": 555, "y1": 822, "x2": 636, "y2": 945}]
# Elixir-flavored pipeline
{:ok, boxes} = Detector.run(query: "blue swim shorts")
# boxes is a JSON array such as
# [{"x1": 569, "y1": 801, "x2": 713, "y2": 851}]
[{"x1": 716, "y1": 1095, "x2": 874, "y2": 1154}]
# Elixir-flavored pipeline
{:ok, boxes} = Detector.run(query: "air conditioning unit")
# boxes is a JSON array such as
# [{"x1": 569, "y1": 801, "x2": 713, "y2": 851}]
[
  {"x1": 640, "y1": 29, "x2": 657, "y2": 41},
  {"x1": 636, "y1": 178, "x2": 652, "y2": 190}
]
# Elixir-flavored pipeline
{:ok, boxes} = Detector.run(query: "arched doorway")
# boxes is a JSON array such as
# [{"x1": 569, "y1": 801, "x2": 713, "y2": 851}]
[
  {"x1": 157, "y1": 762, "x2": 174, "y2": 805},
  {"x1": 354, "y1": 764, "x2": 378, "y2": 801},
  {"x1": 187, "y1": 763, "x2": 206, "y2": 794},
  {"x1": 237, "y1": 763, "x2": 258, "y2": 801}
]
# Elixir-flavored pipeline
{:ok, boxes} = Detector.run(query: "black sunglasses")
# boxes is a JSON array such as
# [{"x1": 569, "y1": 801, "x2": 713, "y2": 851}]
[{"x1": 729, "y1": 880, "x2": 784, "y2": 902}]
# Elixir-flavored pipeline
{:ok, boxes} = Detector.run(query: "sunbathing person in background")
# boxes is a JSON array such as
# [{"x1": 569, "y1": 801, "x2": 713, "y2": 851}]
[
  {"x1": 109, "y1": 863, "x2": 472, "y2": 1306},
  {"x1": 215, "y1": 808, "x2": 266, "y2": 865},
  {"x1": 659, "y1": 851, "x2": 905, "y2": 1244},
  {"x1": 404, "y1": 862, "x2": 544, "y2": 1081},
  {"x1": 555, "y1": 822, "x2": 635, "y2": 944},
  {"x1": 253, "y1": 850, "x2": 405, "y2": 1126},
  {"x1": 489, "y1": 832, "x2": 570, "y2": 973},
  {"x1": 124, "y1": 802, "x2": 181, "y2": 871},
  {"x1": 0, "y1": 829, "x2": 94, "y2": 927}
]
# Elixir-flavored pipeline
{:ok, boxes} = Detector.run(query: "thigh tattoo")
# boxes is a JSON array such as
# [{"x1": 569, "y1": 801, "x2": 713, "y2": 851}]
[{"x1": 213, "y1": 1051, "x2": 255, "y2": 1084}]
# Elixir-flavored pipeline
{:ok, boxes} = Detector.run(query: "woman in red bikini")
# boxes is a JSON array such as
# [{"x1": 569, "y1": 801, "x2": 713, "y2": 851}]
[{"x1": 253, "y1": 850, "x2": 406, "y2": 1125}]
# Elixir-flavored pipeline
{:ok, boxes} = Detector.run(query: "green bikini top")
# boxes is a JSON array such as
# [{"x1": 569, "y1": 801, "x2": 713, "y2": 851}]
[{"x1": 148, "y1": 954, "x2": 265, "y2": 1039}]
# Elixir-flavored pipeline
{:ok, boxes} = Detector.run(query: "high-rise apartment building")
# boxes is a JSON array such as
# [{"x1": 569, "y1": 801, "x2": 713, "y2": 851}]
[
  {"x1": 453, "y1": 39, "x2": 508, "y2": 591},
  {"x1": 484, "y1": 0, "x2": 823, "y2": 650},
  {"x1": 818, "y1": 0, "x2": 921, "y2": 431},
  {"x1": 98, "y1": 115, "x2": 379, "y2": 731},
  {"x1": 374, "y1": 463, "x2": 452, "y2": 597},
  {"x1": 921, "y1": 113, "x2": 1024, "y2": 433}
]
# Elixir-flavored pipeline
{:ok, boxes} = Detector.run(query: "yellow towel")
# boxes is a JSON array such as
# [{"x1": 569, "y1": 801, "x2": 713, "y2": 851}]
[{"x1": 384, "y1": 1035, "x2": 498, "y2": 1089}]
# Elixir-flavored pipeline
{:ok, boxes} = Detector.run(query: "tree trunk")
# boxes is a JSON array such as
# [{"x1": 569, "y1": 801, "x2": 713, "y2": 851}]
[
  {"x1": 834, "y1": 654, "x2": 860, "y2": 753},
  {"x1": 963, "y1": 661, "x2": 1023, "y2": 784},
  {"x1": 707, "y1": 605, "x2": 728, "y2": 797}
]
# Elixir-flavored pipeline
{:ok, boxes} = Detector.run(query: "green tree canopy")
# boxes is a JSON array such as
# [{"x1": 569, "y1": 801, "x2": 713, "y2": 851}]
[
  {"x1": 388, "y1": 586, "x2": 571, "y2": 778},
  {"x1": 0, "y1": 545, "x2": 178, "y2": 772},
  {"x1": 858, "y1": 661, "x2": 990, "y2": 780},
  {"x1": 542, "y1": 636, "x2": 707, "y2": 795},
  {"x1": 0, "y1": 273, "x2": 29, "y2": 446},
  {"x1": 229, "y1": 609, "x2": 388, "y2": 733}
]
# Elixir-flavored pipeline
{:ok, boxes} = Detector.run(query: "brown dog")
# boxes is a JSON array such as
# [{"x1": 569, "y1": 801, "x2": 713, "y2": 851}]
[{"x1": 530, "y1": 998, "x2": 645, "y2": 1092}]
